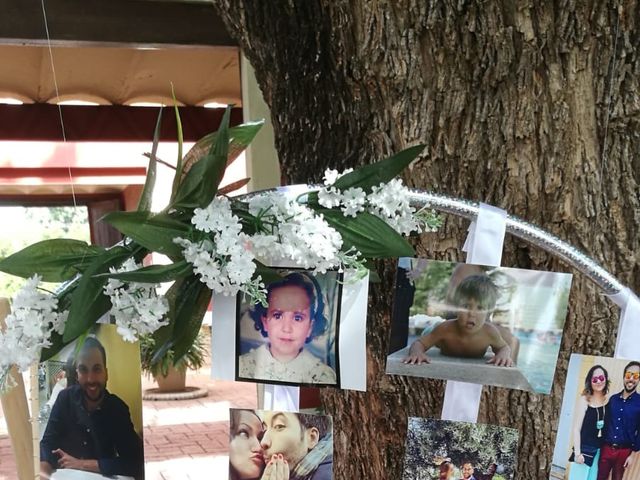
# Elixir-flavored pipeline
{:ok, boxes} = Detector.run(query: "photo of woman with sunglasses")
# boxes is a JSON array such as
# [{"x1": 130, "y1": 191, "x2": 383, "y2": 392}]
[
  {"x1": 568, "y1": 365, "x2": 609, "y2": 480},
  {"x1": 550, "y1": 355, "x2": 640, "y2": 480}
]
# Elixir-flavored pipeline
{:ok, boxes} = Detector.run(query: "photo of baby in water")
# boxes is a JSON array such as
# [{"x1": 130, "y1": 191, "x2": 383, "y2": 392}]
[
  {"x1": 386, "y1": 259, "x2": 572, "y2": 393},
  {"x1": 236, "y1": 269, "x2": 340, "y2": 387}
]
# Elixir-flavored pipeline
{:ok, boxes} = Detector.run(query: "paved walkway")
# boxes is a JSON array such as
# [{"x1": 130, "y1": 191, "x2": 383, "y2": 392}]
[{"x1": 0, "y1": 370, "x2": 257, "y2": 480}]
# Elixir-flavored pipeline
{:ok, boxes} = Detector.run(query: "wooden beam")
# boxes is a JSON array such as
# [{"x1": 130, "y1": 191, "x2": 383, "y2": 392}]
[
  {"x1": 0, "y1": 299, "x2": 36, "y2": 480},
  {"x1": 0, "y1": 0, "x2": 236, "y2": 47},
  {"x1": 0, "y1": 104, "x2": 243, "y2": 141}
]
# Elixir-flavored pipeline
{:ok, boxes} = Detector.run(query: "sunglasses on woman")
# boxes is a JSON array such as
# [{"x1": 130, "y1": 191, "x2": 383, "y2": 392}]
[
  {"x1": 591, "y1": 375, "x2": 606, "y2": 383},
  {"x1": 624, "y1": 371, "x2": 640, "y2": 381}
]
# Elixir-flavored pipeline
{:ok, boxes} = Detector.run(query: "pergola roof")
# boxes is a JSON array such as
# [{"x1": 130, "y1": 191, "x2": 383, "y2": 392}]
[
  {"x1": 0, "y1": 44, "x2": 241, "y2": 107},
  {"x1": 0, "y1": 0, "x2": 245, "y2": 196}
]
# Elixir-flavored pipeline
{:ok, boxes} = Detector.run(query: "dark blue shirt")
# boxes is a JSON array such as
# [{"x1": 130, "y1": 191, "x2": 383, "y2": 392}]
[
  {"x1": 40, "y1": 384, "x2": 144, "y2": 478},
  {"x1": 603, "y1": 390, "x2": 640, "y2": 451}
]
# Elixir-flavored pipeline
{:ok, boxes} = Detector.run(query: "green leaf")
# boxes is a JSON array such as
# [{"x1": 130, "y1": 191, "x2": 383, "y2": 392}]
[
  {"x1": 0, "y1": 239, "x2": 104, "y2": 282},
  {"x1": 170, "y1": 85, "x2": 184, "y2": 198},
  {"x1": 182, "y1": 120, "x2": 264, "y2": 173},
  {"x1": 95, "y1": 261, "x2": 191, "y2": 283},
  {"x1": 150, "y1": 275, "x2": 211, "y2": 365},
  {"x1": 63, "y1": 246, "x2": 131, "y2": 342},
  {"x1": 170, "y1": 282, "x2": 211, "y2": 364},
  {"x1": 318, "y1": 209, "x2": 415, "y2": 258},
  {"x1": 137, "y1": 108, "x2": 162, "y2": 212},
  {"x1": 101, "y1": 211, "x2": 189, "y2": 258},
  {"x1": 172, "y1": 118, "x2": 265, "y2": 207},
  {"x1": 171, "y1": 106, "x2": 231, "y2": 208},
  {"x1": 333, "y1": 144, "x2": 425, "y2": 193}
]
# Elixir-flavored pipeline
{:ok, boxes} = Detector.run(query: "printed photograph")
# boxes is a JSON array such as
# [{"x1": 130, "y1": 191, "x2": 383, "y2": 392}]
[
  {"x1": 236, "y1": 269, "x2": 341, "y2": 387},
  {"x1": 386, "y1": 259, "x2": 572, "y2": 393},
  {"x1": 38, "y1": 323, "x2": 145, "y2": 480},
  {"x1": 229, "y1": 408, "x2": 333, "y2": 480},
  {"x1": 402, "y1": 417, "x2": 518, "y2": 480},
  {"x1": 550, "y1": 354, "x2": 640, "y2": 480}
]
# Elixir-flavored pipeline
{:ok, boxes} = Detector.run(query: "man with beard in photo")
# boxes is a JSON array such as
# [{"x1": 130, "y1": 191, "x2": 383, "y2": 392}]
[
  {"x1": 596, "y1": 360, "x2": 640, "y2": 480},
  {"x1": 260, "y1": 411, "x2": 333, "y2": 480},
  {"x1": 39, "y1": 337, "x2": 144, "y2": 479}
]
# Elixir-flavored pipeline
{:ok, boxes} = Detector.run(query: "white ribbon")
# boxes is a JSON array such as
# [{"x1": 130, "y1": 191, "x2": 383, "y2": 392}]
[
  {"x1": 461, "y1": 203, "x2": 507, "y2": 266},
  {"x1": 608, "y1": 287, "x2": 640, "y2": 360},
  {"x1": 441, "y1": 203, "x2": 507, "y2": 423},
  {"x1": 263, "y1": 385, "x2": 300, "y2": 411}
]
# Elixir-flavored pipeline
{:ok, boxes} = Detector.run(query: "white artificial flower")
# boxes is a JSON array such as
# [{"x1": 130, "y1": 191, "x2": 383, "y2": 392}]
[
  {"x1": 322, "y1": 167, "x2": 353, "y2": 186},
  {"x1": 175, "y1": 196, "x2": 259, "y2": 299},
  {"x1": 317, "y1": 187, "x2": 342, "y2": 208},
  {"x1": 367, "y1": 179, "x2": 422, "y2": 235},
  {"x1": 246, "y1": 193, "x2": 343, "y2": 272},
  {"x1": 104, "y1": 259, "x2": 169, "y2": 343},
  {"x1": 0, "y1": 275, "x2": 68, "y2": 393},
  {"x1": 318, "y1": 170, "x2": 424, "y2": 236},
  {"x1": 340, "y1": 187, "x2": 366, "y2": 217}
]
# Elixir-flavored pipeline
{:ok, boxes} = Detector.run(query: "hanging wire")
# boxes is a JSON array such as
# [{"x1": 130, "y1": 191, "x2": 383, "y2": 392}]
[{"x1": 40, "y1": 0, "x2": 79, "y2": 210}]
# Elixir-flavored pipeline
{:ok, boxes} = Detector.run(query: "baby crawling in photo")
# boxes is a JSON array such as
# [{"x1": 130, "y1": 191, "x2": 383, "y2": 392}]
[{"x1": 403, "y1": 274, "x2": 515, "y2": 367}]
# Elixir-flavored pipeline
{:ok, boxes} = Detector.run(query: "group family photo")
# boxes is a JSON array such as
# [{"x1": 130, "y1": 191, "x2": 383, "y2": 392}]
[
  {"x1": 552, "y1": 355, "x2": 640, "y2": 480},
  {"x1": 402, "y1": 418, "x2": 518, "y2": 480}
]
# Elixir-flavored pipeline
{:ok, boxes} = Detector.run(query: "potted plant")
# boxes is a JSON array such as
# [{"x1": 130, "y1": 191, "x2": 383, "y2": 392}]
[{"x1": 140, "y1": 331, "x2": 208, "y2": 393}]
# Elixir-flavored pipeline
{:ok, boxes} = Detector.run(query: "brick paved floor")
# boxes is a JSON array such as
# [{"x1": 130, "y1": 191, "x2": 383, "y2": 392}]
[{"x1": 0, "y1": 369, "x2": 257, "y2": 480}]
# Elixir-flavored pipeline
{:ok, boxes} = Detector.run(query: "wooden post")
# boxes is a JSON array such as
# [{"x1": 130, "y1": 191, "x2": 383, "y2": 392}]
[{"x1": 0, "y1": 298, "x2": 36, "y2": 480}]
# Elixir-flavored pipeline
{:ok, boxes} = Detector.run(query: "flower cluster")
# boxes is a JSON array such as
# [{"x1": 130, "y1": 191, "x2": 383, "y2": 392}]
[
  {"x1": 318, "y1": 169, "x2": 437, "y2": 235},
  {"x1": 104, "y1": 258, "x2": 169, "y2": 343},
  {"x1": 0, "y1": 275, "x2": 67, "y2": 393},
  {"x1": 175, "y1": 197, "x2": 264, "y2": 302},
  {"x1": 247, "y1": 192, "x2": 346, "y2": 273}
]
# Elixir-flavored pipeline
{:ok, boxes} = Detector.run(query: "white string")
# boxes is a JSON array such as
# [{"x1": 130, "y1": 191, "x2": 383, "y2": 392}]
[{"x1": 40, "y1": 0, "x2": 78, "y2": 210}]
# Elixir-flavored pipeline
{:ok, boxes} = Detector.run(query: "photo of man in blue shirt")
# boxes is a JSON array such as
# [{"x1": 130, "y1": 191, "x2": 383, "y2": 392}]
[
  {"x1": 39, "y1": 337, "x2": 144, "y2": 479},
  {"x1": 597, "y1": 360, "x2": 640, "y2": 480}
]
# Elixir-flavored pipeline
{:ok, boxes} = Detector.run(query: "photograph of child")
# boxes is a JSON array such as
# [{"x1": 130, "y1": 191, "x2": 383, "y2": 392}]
[
  {"x1": 229, "y1": 408, "x2": 333, "y2": 480},
  {"x1": 550, "y1": 354, "x2": 640, "y2": 480},
  {"x1": 236, "y1": 270, "x2": 340, "y2": 386},
  {"x1": 386, "y1": 259, "x2": 572, "y2": 393},
  {"x1": 38, "y1": 324, "x2": 145, "y2": 480},
  {"x1": 402, "y1": 418, "x2": 518, "y2": 480}
]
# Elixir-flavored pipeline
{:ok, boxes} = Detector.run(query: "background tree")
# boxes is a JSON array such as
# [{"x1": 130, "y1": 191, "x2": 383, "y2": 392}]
[
  {"x1": 0, "y1": 206, "x2": 89, "y2": 297},
  {"x1": 212, "y1": 1, "x2": 640, "y2": 478}
]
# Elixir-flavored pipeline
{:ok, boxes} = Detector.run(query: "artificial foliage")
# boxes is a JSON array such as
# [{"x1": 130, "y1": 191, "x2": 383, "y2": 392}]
[{"x1": 0, "y1": 105, "x2": 441, "y2": 392}]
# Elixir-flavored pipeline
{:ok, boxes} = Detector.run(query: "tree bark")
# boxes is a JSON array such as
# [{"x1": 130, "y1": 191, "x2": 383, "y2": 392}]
[{"x1": 212, "y1": 1, "x2": 640, "y2": 478}]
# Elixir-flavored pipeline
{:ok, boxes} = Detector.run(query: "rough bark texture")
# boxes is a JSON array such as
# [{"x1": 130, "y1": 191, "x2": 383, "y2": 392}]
[{"x1": 212, "y1": 1, "x2": 640, "y2": 478}]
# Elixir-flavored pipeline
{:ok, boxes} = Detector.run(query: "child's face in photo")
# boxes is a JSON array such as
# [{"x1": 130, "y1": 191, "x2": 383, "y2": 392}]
[
  {"x1": 262, "y1": 285, "x2": 313, "y2": 361},
  {"x1": 456, "y1": 297, "x2": 490, "y2": 333}
]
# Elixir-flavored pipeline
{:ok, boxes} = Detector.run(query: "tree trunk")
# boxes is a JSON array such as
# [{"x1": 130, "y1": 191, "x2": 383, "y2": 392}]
[{"x1": 212, "y1": 1, "x2": 640, "y2": 478}]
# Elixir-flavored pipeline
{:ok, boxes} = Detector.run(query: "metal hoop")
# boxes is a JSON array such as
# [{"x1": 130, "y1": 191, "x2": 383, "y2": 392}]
[
  {"x1": 244, "y1": 185, "x2": 625, "y2": 296},
  {"x1": 408, "y1": 190, "x2": 624, "y2": 296}
]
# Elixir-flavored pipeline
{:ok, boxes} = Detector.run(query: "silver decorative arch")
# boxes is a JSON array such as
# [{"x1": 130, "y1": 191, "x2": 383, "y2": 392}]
[
  {"x1": 253, "y1": 185, "x2": 625, "y2": 296},
  {"x1": 408, "y1": 190, "x2": 623, "y2": 295}
]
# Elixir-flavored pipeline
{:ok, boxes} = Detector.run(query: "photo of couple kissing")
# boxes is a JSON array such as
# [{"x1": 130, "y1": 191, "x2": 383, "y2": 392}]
[{"x1": 229, "y1": 409, "x2": 333, "y2": 480}]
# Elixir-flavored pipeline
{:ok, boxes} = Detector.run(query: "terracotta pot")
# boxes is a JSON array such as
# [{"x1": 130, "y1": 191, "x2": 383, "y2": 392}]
[{"x1": 154, "y1": 366, "x2": 187, "y2": 392}]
